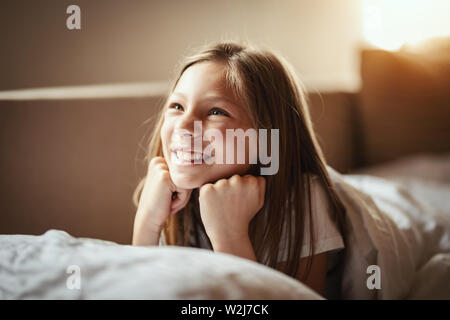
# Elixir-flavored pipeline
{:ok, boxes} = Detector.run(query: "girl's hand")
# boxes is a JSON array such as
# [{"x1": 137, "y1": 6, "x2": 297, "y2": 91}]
[
  {"x1": 133, "y1": 157, "x2": 191, "y2": 245},
  {"x1": 198, "y1": 174, "x2": 266, "y2": 244}
]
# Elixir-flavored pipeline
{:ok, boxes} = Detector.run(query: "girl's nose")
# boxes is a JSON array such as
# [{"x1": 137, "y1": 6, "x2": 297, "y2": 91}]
[{"x1": 174, "y1": 111, "x2": 201, "y2": 136}]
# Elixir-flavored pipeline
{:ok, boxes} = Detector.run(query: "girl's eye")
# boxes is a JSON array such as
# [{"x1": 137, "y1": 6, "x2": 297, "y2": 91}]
[
  {"x1": 209, "y1": 108, "x2": 229, "y2": 117},
  {"x1": 170, "y1": 103, "x2": 184, "y2": 111}
]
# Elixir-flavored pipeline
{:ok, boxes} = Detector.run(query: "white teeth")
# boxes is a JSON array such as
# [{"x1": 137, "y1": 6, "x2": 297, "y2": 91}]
[{"x1": 175, "y1": 150, "x2": 203, "y2": 162}]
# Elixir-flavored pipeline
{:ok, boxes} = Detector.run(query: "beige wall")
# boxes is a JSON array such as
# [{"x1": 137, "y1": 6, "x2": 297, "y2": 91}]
[{"x1": 0, "y1": 0, "x2": 363, "y2": 92}]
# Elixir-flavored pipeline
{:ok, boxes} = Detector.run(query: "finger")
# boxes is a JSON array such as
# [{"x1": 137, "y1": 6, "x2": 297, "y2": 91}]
[
  {"x1": 199, "y1": 183, "x2": 214, "y2": 198},
  {"x1": 170, "y1": 188, "x2": 192, "y2": 215},
  {"x1": 243, "y1": 174, "x2": 258, "y2": 186},
  {"x1": 166, "y1": 172, "x2": 178, "y2": 193},
  {"x1": 149, "y1": 156, "x2": 165, "y2": 168},
  {"x1": 229, "y1": 174, "x2": 241, "y2": 182},
  {"x1": 157, "y1": 162, "x2": 169, "y2": 171},
  {"x1": 215, "y1": 178, "x2": 228, "y2": 188}
]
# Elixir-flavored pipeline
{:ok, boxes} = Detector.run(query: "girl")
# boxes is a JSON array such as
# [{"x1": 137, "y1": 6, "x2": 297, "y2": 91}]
[{"x1": 132, "y1": 41, "x2": 347, "y2": 297}]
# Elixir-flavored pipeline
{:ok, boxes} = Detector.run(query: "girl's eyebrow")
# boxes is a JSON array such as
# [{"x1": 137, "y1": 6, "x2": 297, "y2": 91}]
[
  {"x1": 201, "y1": 95, "x2": 238, "y2": 106},
  {"x1": 171, "y1": 91, "x2": 187, "y2": 100},
  {"x1": 171, "y1": 91, "x2": 239, "y2": 108}
]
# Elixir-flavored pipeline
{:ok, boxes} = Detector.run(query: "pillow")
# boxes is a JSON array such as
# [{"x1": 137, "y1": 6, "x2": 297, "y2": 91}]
[
  {"x1": 308, "y1": 92, "x2": 358, "y2": 173},
  {"x1": 358, "y1": 37, "x2": 450, "y2": 166}
]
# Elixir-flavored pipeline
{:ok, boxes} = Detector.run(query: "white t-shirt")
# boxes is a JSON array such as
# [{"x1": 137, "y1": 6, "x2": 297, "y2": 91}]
[{"x1": 276, "y1": 174, "x2": 345, "y2": 262}]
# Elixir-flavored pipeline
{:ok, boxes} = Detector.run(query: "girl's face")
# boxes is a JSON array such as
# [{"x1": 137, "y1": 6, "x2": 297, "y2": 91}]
[{"x1": 161, "y1": 61, "x2": 254, "y2": 190}]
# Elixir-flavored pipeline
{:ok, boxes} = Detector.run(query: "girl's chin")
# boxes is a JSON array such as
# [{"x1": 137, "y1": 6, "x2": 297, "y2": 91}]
[
  {"x1": 170, "y1": 174, "x2": 206, "y2": 190},
  {"x1": 168, "y1": 163, "x2": 252, "y2": 190}
]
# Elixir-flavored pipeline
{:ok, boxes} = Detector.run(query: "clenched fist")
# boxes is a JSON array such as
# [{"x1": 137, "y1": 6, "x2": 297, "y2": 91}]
[
  {"x1": 199, "y1": 174, "x2": 266, "y2": 245},
  {"x1": 132, "y1": 157, "x2": 191, "y2": 246}
]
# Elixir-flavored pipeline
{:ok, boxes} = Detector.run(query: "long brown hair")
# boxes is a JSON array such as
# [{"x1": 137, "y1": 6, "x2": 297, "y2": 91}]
[{"x1": 134, "y1": 41, "x2": 347, "y2": 280}]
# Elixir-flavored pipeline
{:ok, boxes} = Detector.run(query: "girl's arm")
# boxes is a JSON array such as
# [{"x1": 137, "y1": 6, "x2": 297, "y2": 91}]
[
  {"x1": 210, "y1": 228, "x2": 327, "y2": 296},
  {"x1": 198, "y1": 174, "x2": 265, "y2": 262},
  {"x1": 209, "y1": 233, "x2": 257, "y2": 262},
  {"x1": 132, "y1": 212, "x2": 163, "y2": 246},
  {"x1": 276, "y1": 253, "x2": 328, "y2": 296},
  {"x1": 132, "y1": 157, "x2": 192, "y2": 246}
]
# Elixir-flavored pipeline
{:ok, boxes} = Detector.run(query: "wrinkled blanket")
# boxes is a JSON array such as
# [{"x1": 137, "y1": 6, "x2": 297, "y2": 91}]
[
  {"x1": 0, "y1": 230, "x2": 322, "y2": 299},
  {"x1": 328, "y1": 165, "x2": 450, "y2": 299}
]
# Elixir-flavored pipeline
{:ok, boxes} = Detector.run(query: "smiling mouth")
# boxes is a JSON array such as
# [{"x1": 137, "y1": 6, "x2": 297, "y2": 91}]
[{"x1": 171, "y1": 149, "x2": 214, "y2": 166}]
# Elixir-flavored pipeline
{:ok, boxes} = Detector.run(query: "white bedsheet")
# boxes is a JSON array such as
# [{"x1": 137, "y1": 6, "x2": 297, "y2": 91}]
[
  {"x1": 334, "y1": 153, "x2": 450, "y2": 299},
  {"x1": 332, "y1": 169, "x2": 450, "y2": 299}
]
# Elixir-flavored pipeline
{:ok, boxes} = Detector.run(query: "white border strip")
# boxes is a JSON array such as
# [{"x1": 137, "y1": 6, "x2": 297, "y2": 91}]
[{"x1": 0, "y1": 81, "x2": 171, "y2": 100}]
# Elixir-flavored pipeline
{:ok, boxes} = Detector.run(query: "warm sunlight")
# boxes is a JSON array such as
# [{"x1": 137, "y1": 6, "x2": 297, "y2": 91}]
[{"x1": 362, "y1": 0, "x2": 450, "y2": 50}]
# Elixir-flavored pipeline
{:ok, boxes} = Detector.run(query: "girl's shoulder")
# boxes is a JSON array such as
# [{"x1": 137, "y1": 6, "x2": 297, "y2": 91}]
[{"x1": 301, "y1": 172, "x2": 328, "y2": 203}]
